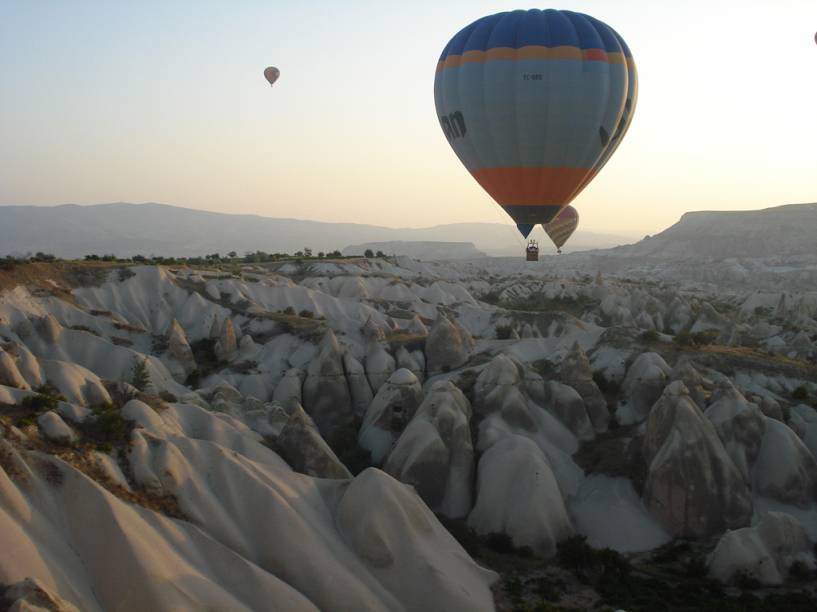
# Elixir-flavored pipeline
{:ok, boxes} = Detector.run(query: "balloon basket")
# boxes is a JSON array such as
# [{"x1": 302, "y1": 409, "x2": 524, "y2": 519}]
[{"x1": 525, "y1": 240, "x2": 539, "y2": 262}]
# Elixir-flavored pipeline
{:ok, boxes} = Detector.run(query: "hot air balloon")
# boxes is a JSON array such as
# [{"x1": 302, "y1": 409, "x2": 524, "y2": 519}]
[
  {"x1": 264, "y1": 66, "x2": 280, "y2": 86},
  {"x1": 543, "y1": 205, "x2": 579, "y2": 253},
  {"x1": 434, "y1": 9, "x2": 637, "y2": 253}
]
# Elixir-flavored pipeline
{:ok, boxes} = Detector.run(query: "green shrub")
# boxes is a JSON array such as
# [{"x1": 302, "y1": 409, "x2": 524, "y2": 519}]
[
  {"x1": 129, "y1": 358, "x2": 150, "y2": 391},
  {"x1": 282, "y1": 306, "x2": 295, "y2": 315},
  {"x1": 592, "y1": 371, "x2": 620, "y2": 395},
  {"x1": 640, "y1": 329, "x2": 660, "y2": 343},
  {"x1": 792, "y1": 386, "x2": 809, "y2": 401},
  {"x1": 734, "y1": 569, "x2": 761, "y2": 590},
  {"x1": 495, "y1": 324, "x2": 514, "y2": 340},
  {"x1": 504, "y1": 574, "x2": 523, "y2": 603},
  {"x1": 484, "y1": 532, "x2": 515, "y2": 554},
  {"x1": 436, "y1": 518, "x2": 481, "y2": 557},
  {"x1": 685, "y1": 556, "x2": 708, "y2": 578},
  {"x1": 159, "y1": 390, "x2": 178, "y2": 403},
  {"x1": 21, "y1": 393, "x2": 60, "y2": 412},
  {"x1": 82, "y1": 402, "x2": 132, "y2": 445},
  {"x1": 298, "y1": 309, "x2": 314, "y2": 318},
  {"x1": 557, "y1": 535, "x2": 630, "y2": 584},
  {"x1": 788, "y1": 560, "x2": 813, "y2": 581},
  {"x1": 673, "y1": 332, "x2": 696, "y2": 347},
  {"x1": 20, "y1": 384, "x2": 66, "y2": 412}
]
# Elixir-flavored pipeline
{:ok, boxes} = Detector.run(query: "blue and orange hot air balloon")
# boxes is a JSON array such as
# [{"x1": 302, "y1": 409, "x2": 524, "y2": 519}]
[{"x1": 434, "y1": 9, "x2": 637, "y2": 240}]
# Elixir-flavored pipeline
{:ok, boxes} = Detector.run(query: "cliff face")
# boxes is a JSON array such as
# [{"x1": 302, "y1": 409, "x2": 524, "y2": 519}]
[{"x1": 607, "y1": 203, "x2": 817, "y2": 259}]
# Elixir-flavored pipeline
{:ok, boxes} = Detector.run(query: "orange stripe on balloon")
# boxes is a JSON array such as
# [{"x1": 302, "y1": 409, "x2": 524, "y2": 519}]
[
  {"x1": 471, "y1": 167, "x2": 593, "y2": 206},
  {"x1": 436, "y1": 46, "x2": 628, "y2": 73}
]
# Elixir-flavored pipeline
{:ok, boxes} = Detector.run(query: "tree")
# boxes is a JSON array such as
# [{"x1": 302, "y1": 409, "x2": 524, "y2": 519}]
[
  {"x1": 364, "y1": 249, "x2": 374, "y2": 258},
  {"x1": 227, "y1": 251, "x2": 237, "y2": 258},
  {"x1": 375, "y1": 250, "x2": 386, "y2": 258},
  {"x1": 129, "y1": 358, "x2": 150, "y2": 391},
  {"x1": 303, "y1": 247, "x2": 313, "y2": 257},
  {"x1": 317, "y1": 251, "x2": 325, "y2": 258}
]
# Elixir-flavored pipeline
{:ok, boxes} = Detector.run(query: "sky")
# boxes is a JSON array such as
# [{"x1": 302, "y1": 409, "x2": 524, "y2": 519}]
[{"x1": 1, "y1": 0, "x2": 816, "y2": 237}]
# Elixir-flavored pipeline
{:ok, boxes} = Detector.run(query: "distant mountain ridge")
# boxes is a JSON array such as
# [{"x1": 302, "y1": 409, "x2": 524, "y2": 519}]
[
  {"x1": 602, "y1": 203, "x2": 817, "y2": 260},
  {"x1": 0, "y1": 202, "x2": 632, "y2": 258}
]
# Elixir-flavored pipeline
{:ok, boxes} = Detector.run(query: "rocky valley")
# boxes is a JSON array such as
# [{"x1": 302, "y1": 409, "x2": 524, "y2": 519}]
[{"x1": 1, "y1": 238, "x2": 816, "y2": 611}]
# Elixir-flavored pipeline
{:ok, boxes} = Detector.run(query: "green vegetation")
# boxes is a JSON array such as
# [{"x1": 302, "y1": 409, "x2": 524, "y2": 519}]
[
  {"x1": 495, "y1": 324, "x2": 514, "y2": 340},
  {"x1": 792, "y1": 385, "x2": 809, "y2": 401},
  {"x1": 129, "y1": 358, "x2": 151, "y2": 391},
  {"x1": 21, "y1": 384, "x2": 66, "y2": 412},
  {"x1": 82, "y1": 402, "x2": 133, "y2": 448},
  {"x1": 592, "y1": 370, "x2": 620, "y2": 395},
  {"x1": 16, "y1": 384, "x2": 68, "y2": 428},
  {"x1": 640, "y1": 329, "x2": 660, "y2": 343},
  {"x1": 673, "y1": 330, "x2": 718, "y2": 348}
]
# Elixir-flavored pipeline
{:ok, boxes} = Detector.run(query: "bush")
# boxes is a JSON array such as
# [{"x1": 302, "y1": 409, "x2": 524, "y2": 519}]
[
  {"x1": 788, "y1": 559, "x2": 813, "y2": 581},
  {"x1": 21, "y1": 393, "x2": 60, "y2": 412},
  {"x1": 298, "y1": 309, "x2": 314, "y2": 318},
  {"x1": 437, "y1": 517, "x2": 481, "y2": 557},
  {"x1": 640, "y1": 329, "x2": 660, "y2": 343},
  {"x1": 592, "y1": 371, "x2": 620, "y2": 395},
  {"x1": 685, "y1": 556, "x2": 708, "y2": 578},
  {"x1": 557, "y1": 535, "x2": 630, "y2": 584},
  {"x1": 484, "y1": 532, "x2": 515, "y2": 554},
  {"x1": 364, "y1": 249, "x2": 374, "y2": 258},
  {"x1": 734, "y1": 569, "x2": 761, "y2": 590},
  {"x1": 83, "y1": 402, "x2": 132, "y2": 446},
  {"x1": 503, "y1": 574, "x2": 523, "y2": 603},
  {"x1": 129, "y1": 358, "x2": 150, "y2": 391},
  {"x1": 673, "y1": 331, "x2": 696, "y2": 347},
  {"x1": 792, "y1": 386, "x2": 809, "y2": 401},
  {"x1": 117, "y1": 267, "x2": 135, "y2": 282},
  {"x1": 282, "y1": 306, "x2": 295, "y2": 315},
  {"x1": 158, "y1": 390, "x2": 177, "y2": 403},
  {"x1": 20, "y1": 384, "x2": 66, "y2": 412},
  {"x1": 495, "y1": 324, "x2": 514, "y2": 340}
]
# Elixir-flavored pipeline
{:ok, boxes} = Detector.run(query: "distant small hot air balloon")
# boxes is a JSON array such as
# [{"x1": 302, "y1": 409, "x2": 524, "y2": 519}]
[
  {"x1": 434, "y1": 9, "x2": 637, "y2": 251},
  {"x1": 543, "y1": 205, "x2": 579, "y2": 253},
  {"x1": 264, "y1": 66, "x2": 280, "y2": 86}
]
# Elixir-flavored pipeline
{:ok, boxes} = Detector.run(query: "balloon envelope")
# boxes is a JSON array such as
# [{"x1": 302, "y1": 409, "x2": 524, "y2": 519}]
[
  {"x1": 264, "y1": 66, "x2": 280, "y2": 86},
  {"x1": 543, "y1": 205, "x2": 579, "y2": 250},
  {"x1": 434, "y1": 9, "x2": 637, "y2": 238}
]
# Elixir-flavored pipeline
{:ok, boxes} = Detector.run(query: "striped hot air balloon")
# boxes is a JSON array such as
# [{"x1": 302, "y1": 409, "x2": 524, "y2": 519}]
[
  {"x1": 543, "y1": 205, "x2": 579, "y2": 253},
  {"x1": 434, "y1": 9, "x2": 637, "y2": 238}
]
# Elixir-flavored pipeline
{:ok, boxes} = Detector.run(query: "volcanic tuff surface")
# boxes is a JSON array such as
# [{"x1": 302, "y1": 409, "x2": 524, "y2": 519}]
[{"x1": 1, "y1": 252, "x2": 817, "y2": 610}]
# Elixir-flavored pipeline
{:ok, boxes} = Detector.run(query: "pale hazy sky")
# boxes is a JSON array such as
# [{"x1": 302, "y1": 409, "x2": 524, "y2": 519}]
[{"x1": 1, "y1": 0, "x2": 815, "y2": 236}]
